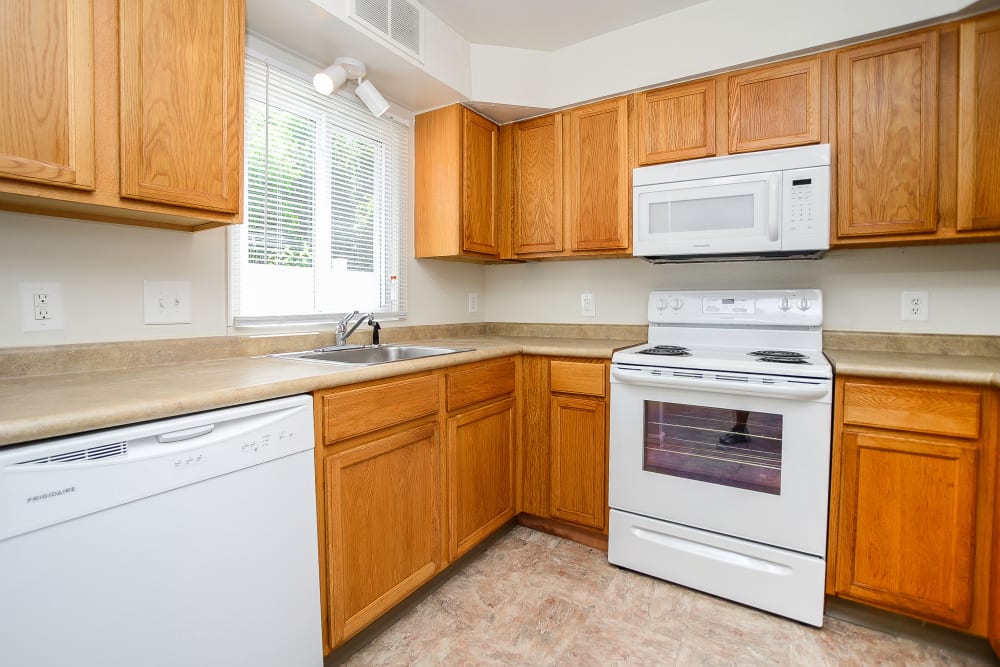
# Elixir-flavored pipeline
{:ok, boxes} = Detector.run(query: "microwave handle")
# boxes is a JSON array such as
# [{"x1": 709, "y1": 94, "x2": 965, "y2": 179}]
[{"x1": 767, "y1": 174, "x2": 780, "y2": 242}]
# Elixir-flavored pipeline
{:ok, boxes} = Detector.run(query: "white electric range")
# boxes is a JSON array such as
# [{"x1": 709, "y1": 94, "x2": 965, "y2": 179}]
[{"x1": 608, "y1": 289, "x2": 833, "y2": 627}]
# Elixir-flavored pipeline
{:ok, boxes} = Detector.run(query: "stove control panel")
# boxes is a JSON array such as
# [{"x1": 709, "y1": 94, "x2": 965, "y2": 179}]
[{"x1": 649, "y1": 289, "x2": 822, "y2": 326}]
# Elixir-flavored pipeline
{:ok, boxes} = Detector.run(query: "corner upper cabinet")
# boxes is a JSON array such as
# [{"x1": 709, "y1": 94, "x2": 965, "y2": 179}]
[
  {"x1": 957, "y1": 14, "x2": 1000, "y2": 232},
  {"x1": 728, "y1": 57, "x2": 823, "y2": 153},
  {"x1": 635, "y1": 79, "x2": 716, "y2": 165},
  {"x1": 415, "y1": 105, "x2": 500, "y2": 260},
  {"x1": 564, "y1": 97, "x2": 632, "y2": 253},
  {"x1": 0, "y1": 0, "x2": 243, "y2": 230},
  {"x1": 835, "y1": 31, "x2": 939, "y2": 239},
  {"x1": 512, "y1": 114, "x2": 563, "y2": 255},
  {"x1": 119, "y1": 0, "x2": 243, "y2": 212},
  {"x1": 0, "y1": 0, "x2": 95, "y2": 190}
]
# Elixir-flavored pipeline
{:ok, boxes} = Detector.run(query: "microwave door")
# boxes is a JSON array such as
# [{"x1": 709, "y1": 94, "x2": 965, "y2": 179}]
[{"x1": 635, "y1": 173, "x2": 781, "y2": 256}]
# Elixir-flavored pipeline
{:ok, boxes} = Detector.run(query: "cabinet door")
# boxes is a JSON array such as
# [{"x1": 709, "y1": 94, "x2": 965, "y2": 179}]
[
  {"x1": 0, "y1": 0, "x2": 94, "y2": 189},
  {"x1": 957, "y1": 15, "x2": 1000, "y2": 231},
  {"x1": 834, "y1": 430, "x2": 977, "y2": 627},
  {"x1": 324, "y1": 423, "x2": 442, "y2": 646},
  {"x1": 729, "y1": 57, "x2": 822, "y2": 153},
  {"x1": 461, "y1": 108, "x2": 500, "y2": 255},
  {"x1": 636, "y1": 79, "x2": 716, "y2": 165},
  {"x1": 836, "y1": 32, "x2": 939, "y2": 238},
  {"x1": 565, "y1": 97, "x2": 631, "y2": 252},
  {"x1": 550, "y1": 395, "x2": 607, "y2": 530},
  {"x1": 513, "y1": 114, "x2": 563, "y2": 254},
  {"x1": 119, "y1": 0, "x2": 243, "y2": 212},
  {"x1": 447, "y1": 398, "x2": 516, "y2": 560}
]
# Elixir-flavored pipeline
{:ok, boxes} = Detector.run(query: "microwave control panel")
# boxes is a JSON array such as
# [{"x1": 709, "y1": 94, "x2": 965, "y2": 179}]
[{"x1": 781, "y1": 165, "x2": 830, "y2": 249}]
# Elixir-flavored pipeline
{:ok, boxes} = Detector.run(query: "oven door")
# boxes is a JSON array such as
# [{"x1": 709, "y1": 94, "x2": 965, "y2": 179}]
[{"x1": 608, "y1": 376, "x2": 831, "y2": 556}]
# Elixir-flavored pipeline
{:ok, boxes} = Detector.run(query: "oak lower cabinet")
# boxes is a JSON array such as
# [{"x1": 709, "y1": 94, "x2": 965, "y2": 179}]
[
  {"x1": 445, "y1": 359, "x2": 518, "y2": 560},
  {"x1": 415, "y1": 104, "x2": 501, "y2": 260},
  {"x1": 314, "y1": 373, "x2": 443, "y2": 652},
  {"x1": 520, "y1": 357, "x2": 610, "y2": 543},
  {"x1": 323, "y1": 423, "x2": 443, "y2": 648},
  {"x1": 0, "y1": 0, "x2": 244, "y2": 229},
  {"x1": 828, "y1": 377, "x2": 997, "y2": 634}
]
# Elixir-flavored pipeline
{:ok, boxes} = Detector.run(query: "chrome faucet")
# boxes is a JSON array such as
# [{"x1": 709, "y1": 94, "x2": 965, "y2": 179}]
[{"x1": 335, "y1": 311, "x2": 380, "y2": 347}]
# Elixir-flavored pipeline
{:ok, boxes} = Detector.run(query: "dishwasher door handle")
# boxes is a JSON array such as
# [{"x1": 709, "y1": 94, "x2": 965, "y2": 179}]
[{"x1": 157, "y1": 424, "x2": 215, "y2": 443}]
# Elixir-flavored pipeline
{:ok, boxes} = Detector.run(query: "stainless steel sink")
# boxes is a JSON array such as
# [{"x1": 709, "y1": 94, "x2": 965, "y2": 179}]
[{"x1": 273, "y1": 345, "x2": 472, "y2": 366}]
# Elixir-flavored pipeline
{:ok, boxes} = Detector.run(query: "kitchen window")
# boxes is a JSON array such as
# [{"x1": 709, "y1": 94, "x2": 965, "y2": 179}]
[{"x1": 230, "y1": 55, "x2": 408, "y2": 326}]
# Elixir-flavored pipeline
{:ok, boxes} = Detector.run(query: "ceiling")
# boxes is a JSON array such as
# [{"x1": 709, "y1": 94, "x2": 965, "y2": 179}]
[{"x1": 419, "y1": 0, "x2": 709, "y2": 51}]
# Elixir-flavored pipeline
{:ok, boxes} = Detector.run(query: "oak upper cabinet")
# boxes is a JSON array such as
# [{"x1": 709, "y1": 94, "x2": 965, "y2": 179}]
[
  {"x1": 314, "y1": 374, "x2": 443, "y2": 651},
  {"x1": 510, "y1": 98, "x2": 632, "y2": 258},
  {"x1": 835, "y1": 31, "x2": 939, "y2": 239},
  {"x1": 415, "y1": 105, "x2": 500, "y2": 260},
  {"x1": 0, "y1": 0, "x2": 95, "y2": 190},
  {"x1": 549, "y1": 360, "x2": 608, "y2": 531},
  {"x1": 512, "y1": 114, "x2": 563, "y2": 255},
  {"x1": 0, "y1": 0, "x2": 243, "y2": 229},
  {"x1": 728, "y1": 57, "x2": 823, "y2": 153},
  {"x1": 119, "y1": 0, "x2": 242, "y2": 212},
  {"x1": 445, "y1": 359, "x2": 517, "y2": 560},
  {"x1": 957, "y1": 14, "x2": 1000, "y2": 232},
  {"x1": 564, "y1": 97, "x2": 631, "y2": 253},
  {"x1": 635, "y1": 79, "x2": 716, "y2": 165},
  {"x1": 829, "y1": 377, "x2": 997, "y2": 633}
]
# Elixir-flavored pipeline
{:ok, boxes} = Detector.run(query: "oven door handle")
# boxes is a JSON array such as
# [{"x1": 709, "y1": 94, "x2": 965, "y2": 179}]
[{"x1": 611, "y1": 367, "x2": 830, "y2": 400}]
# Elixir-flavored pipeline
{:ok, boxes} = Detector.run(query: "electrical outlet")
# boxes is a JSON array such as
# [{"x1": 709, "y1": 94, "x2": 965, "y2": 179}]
[
  {"x1": 581, "y1": 292, "x2": 596, "y2": 318},
  {"x1": 144, "y1": 281, "x2": 192, "y2": 324},
  {"x1": 468, "y1": 292, "x2": 478, "y2": 313},
  {"x1": 901, "y1": 291, "x2": 929, "y2": 321},
  {"x1": 19, "y1": 282, "x2": 65, "y2": 332}
]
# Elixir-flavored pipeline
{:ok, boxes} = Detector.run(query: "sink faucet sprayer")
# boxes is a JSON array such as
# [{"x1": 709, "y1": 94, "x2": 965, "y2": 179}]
[{"x1": 335, "y1": 311, "x2": 381, "y2": 347}]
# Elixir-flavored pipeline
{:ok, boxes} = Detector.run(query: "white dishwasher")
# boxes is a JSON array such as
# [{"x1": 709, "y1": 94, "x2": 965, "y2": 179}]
[{"x1": 0, "y1": 394, "x2": 322, "y2": 667}]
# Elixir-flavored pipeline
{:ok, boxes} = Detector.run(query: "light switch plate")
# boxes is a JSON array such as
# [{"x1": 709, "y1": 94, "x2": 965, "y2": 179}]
[
  {"x1": 144, "y1": 281, "x2": 192, "y2": 324},
  {"x1": 19, "y1": 282, "x2": 65, "y2": 332}
]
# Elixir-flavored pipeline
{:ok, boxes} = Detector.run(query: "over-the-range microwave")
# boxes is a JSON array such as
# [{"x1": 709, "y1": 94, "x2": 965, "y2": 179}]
[{"x1": 632, "y1": 144, "x2": 830, "y2": 263}]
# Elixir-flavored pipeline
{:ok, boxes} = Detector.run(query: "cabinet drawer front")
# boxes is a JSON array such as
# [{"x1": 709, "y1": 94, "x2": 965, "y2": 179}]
[
  {"x1": 446, "y1": 359, "x2": 515, "y2": 411},
  {"x1": 842, "y1": 381, "x2": 981, "y2": 438},
  {"x1": 322, "y1": 375, "x2": 439, "y2": 444},
  {"x1": 550, "y1": 360, "x2": 605, "y2": 397}
]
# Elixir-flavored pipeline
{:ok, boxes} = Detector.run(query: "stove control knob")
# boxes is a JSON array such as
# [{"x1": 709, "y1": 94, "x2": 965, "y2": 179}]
[
  {"x1": 798, "y1": 297, "x2": 811, "y2": 311},
  {"x1": 669, "y1": 298, "x2": 683, "y2": 311},
  {"x1": 779, "y1": 296, "x2": 791, "y2": 311},
  {"x1": 655, "y1": 298, "x2": 667, "y2": 311}
]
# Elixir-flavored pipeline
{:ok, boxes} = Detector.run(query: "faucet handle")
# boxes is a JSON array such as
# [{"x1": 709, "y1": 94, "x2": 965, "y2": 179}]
[{"x1": 336, "y1": 310, "x2": 359, "y2": 329}]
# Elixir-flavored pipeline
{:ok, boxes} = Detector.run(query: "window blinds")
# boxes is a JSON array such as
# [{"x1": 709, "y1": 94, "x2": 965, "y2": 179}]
[{"x1": 230, "y1": 55, "x2": 408, "y2": 326}]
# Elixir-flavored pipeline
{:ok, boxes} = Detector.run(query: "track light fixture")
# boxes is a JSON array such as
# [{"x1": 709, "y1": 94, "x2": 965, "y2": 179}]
[{"x1": 312, "y1": 57, "x2": 390, "y2": 118}]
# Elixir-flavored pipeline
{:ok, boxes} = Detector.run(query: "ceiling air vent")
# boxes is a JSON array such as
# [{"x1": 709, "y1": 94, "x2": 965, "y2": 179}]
[{"x1": 351, "y1": 0, "x2": 423, "y2": 62}]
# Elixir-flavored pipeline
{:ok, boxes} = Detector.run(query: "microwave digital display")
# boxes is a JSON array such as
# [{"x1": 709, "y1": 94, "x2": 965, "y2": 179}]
[{"x1": 792, "y1": 178, "x2": 812, "y2": 186}]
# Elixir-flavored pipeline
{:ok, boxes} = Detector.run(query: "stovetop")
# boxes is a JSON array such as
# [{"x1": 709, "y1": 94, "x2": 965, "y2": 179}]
[
  {"x1": 612, "y1": 289, "x2": 831, "y2": 380},
  {"x1": 615, "y1": 342, "x2": 832, "y2": 379}
]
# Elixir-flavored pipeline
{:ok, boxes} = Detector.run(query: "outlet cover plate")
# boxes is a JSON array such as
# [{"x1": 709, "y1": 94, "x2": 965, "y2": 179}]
[
  {"x1": 901, "y1": 290, "x2": 929, "y2": 321},
  {"x1": 581, "y1": 292, "x2": 596, "y2": 318},
  {"x1": 144, "y1": 281, "x2": 192, "y2": 324},
  {"x1": 19, "y1": 282, "x2": 65, "y2": 332}
]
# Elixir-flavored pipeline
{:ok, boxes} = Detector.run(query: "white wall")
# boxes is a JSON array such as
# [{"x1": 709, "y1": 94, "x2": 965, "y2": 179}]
[
  {"x1": 0, "y1": 210, "x2": 483, "y2": 348},
  {"x1": 483, "y1": 243, "x2": 1000, "y2": 335},
  {"x1": 470, "y1": 0, "x2": 977, "y2": 111}
]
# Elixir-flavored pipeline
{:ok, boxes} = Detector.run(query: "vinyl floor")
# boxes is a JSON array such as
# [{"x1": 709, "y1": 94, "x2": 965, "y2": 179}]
[{"x1": 341, "y1": 525, "x2": 997, "y2": 666}]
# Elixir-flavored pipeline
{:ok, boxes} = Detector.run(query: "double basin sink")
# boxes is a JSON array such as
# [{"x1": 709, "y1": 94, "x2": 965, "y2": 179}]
[{"x1": 273, "y1": 344, "x2": 472, "y2": 367}]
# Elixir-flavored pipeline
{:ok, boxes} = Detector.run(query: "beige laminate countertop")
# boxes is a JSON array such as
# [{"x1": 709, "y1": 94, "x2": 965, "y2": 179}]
[
  {"x1": 824, "y1": 349, "x2": 1000, "y2": 387},
  {"x1": 0, "y1": 336, "x2": 635, "y2": 448}
]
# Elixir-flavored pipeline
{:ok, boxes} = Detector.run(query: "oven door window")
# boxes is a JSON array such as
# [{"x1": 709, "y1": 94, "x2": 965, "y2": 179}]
[{"x1": 643, "y1": 401, "x2": 783, "y2": 495}]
